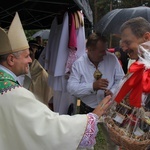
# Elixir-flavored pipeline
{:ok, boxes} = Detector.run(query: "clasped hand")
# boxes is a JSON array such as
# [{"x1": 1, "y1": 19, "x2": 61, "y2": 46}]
[{"x1": 93, "y1": 78, "x2": 109, "y2": 91}]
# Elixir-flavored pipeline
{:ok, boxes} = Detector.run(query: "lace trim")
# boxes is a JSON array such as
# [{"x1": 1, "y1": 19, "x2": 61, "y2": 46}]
[{"x1": 79, "y1": 113, "x2": 99, "y2": 148}]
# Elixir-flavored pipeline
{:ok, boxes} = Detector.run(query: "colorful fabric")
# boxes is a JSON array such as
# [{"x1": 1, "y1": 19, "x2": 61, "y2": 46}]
[
  {"x1": 0, "y1": 70, "x2": 19, "y2": 94},
  {"x1": 79, "y1": 113, "x2": 99, "y2": 148},
  {"x1": 65, "y1": 49, "x2": 77, "y2": 74}
]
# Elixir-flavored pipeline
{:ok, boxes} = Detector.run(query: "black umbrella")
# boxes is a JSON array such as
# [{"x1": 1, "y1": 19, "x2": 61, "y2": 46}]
[{"x1": 95, "y1": 6, "x2": 150, "y2": 35}]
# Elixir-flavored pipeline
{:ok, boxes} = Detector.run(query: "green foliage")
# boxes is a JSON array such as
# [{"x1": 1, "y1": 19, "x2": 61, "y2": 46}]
[
  {"x1": 90, "y1": 0, "x2": 150, "y2": 24},
  {"x1": 119, "y1": 0, "x2": 149, "y2": 8},
  {"x1": 94, "y1": 124, "x2": 107, "y2": 150},
  {"x1": 24, "y1": 29, "x2": 40, "y2": 41}
]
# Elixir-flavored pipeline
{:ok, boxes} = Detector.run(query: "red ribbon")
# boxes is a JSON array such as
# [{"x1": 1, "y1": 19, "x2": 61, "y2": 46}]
[{"x1": 115, "y1": 62, "x2": 150, "y2": 108}]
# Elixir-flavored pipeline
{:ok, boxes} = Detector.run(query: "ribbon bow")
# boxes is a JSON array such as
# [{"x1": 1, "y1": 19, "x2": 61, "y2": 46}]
[{"x1": 115, "y1": 62, "x2": 150, "y2": 108}]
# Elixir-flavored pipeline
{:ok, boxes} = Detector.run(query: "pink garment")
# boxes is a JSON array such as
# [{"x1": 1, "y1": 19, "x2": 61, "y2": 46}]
[
  {"x1": 65, "y1": 12, "x2": 77, "y2": 74},
  {"x1": 79, "y1": 113, "x2": 99, "y2": 148},
  {"x1": 65, "y1": 49, "x2": 77, "y2": 74},
  {"x1": 65, "y1": 11, "x2": 86, "y2": 74},
  {"x1": 68, "y1": 13, "x2": 77, "y2": 50}
]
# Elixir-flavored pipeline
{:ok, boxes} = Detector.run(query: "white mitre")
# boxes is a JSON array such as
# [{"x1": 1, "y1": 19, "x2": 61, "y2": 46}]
[{"x1": 0, "y1": 12, "x2": 29, "y2": 55}]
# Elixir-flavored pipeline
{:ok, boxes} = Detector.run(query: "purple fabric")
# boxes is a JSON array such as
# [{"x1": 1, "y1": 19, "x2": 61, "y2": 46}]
[{"x1": 79, "y1": 113, "x2": 99, "y2": 148}]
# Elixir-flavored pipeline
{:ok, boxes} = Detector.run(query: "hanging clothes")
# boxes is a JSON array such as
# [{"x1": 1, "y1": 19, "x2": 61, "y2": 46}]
[
  {"x1": 65, "y1": 10, "x2": 86, "y2": 75},
  {"x1": 45, "y1": 12, "x2": 69, "y2": 77},
  {"x1": 45, "y1": 11, "x2": 86, "y2": 114}
]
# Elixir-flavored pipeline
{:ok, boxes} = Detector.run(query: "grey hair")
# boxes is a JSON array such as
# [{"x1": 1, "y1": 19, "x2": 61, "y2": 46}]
[
  {"x1": 120, "y1": 17, "x2": 150, "y2": 38},
  {"x1": 0, "y1": 50, "x2": 23, "y2": 64}
]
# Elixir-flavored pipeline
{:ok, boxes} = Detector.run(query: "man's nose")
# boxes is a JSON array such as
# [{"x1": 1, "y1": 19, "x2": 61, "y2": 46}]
[{"x1": 29, "y1": 56, "x2": 32, "y2": 63}]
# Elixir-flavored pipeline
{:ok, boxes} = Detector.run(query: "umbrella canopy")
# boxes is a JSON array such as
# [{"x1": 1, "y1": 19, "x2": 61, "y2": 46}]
[
  {"x1": 32, "y1": 29, "x2": 50, "y2": 39},
  {"x1": 94, "y1": 6, "x2": 150, "y2": 35}
]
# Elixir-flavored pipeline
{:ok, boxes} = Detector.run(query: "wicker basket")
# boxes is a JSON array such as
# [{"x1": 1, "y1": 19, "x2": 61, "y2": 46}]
[{"x1": 105, "y1": 117, "x2": 150, "y2": 150}]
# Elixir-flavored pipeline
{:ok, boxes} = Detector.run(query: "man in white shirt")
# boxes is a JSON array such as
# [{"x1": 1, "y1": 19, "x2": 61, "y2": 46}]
[{"x1": 67, "y1": 32, "x2": 125, "y2": 150}]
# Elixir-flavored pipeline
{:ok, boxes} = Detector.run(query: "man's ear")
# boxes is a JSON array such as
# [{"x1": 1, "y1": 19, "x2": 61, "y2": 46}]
[
  {"x1": 7, "y1": 54, "x2": 15, "y2": 66},
  {"x1": 143, "y1": 32, "x2": 150, "y2": 41}
]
